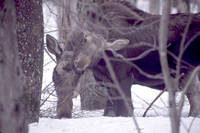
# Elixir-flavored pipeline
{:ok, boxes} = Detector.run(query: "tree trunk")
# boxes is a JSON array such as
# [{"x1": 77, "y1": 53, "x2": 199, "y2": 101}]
[
  {"x1": 173, "y1": 0, "x2": 190, "y2": 13},
  {"x1": 15, "y1": 0, "x2": 44, "y2": 123},
  {"x1": 57, "y1": 0, "x2": 79, "y2": 47},
  {"x1": 149, "y1": 0, "x2": 160, "y2": 14},
  {"x1": 0, "y1": 0, "x2": 28, "y2": 132},
  {"x1": 128, "y1": 0, "x2": 137, "y2": 6}
]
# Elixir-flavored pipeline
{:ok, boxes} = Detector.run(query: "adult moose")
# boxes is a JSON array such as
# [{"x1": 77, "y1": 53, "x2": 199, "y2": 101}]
[{"x1": 46, "y1": 0, "x2": 200, "y2": 118}]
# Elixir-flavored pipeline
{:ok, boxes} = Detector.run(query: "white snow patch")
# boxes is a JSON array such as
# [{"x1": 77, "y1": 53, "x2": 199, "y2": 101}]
[{"x1": 29, "y1": 117, "x2": 200, "y2": 133}]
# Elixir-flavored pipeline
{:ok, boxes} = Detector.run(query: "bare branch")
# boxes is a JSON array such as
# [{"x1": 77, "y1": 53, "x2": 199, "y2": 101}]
[
  {"x1": 159, "y1": 0, "x2": 180, "y2": 132},
  {"x1": 176, "y1": 15, "x2": 193, "y2": 84},
  {"x1": 143, "y1": 89, "x2": 166, "y2": 117},
  {"x1": 44, "y1": 47, "x2": 56, "y2": 63}
]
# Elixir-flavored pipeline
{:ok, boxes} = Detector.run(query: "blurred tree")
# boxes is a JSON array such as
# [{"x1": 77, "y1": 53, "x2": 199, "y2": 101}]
[
  {"x1": 149, "y1": 0, "x2": 160, "y2": 14},
  {"x1": 0, "y1": 0, "x2": 28, "y2": 132},
  {"x1": 172, "y1": 0, "x2": 190, "y2": 13},
  {"x1": 127, "y1": 0, "x2": 137, "y2": 5}
]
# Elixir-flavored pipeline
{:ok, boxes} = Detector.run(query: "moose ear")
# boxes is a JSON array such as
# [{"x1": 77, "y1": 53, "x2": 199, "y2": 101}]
[
  {"x1": 105, "y1": 39, "x2": 130, "y2": 51},
  {"x1": 46, "y1": 34, "x2": 62, "y2": 56}
]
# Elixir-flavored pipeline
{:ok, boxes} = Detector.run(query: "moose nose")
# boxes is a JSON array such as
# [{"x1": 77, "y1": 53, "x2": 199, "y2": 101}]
[
  {"x1": 74, "y1": 55, "x2": 91, "y2": 71},
  {"x1": 56, "y1": 61, "x2": 71, "y2": 75}
]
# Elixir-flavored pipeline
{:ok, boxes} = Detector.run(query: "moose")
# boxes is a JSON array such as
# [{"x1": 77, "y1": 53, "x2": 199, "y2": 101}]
[{"x1": 46, "y1": 0, "x2": 200, "y2": 118}]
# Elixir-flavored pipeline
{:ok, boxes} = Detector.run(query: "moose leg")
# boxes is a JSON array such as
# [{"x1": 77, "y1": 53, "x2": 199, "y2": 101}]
[
  {"x1": 186, "y1": 73, "x2": 200, "y2": 116},
  {"x1": 79, "y1": 70, "x2": 106, "y2": 110},
  {"x1": 56, "y1": 89, "x2": 73, "y2": 118},
  {"x1": 104, "y1": 87, "x2": 119, "y2": 117},
  {"x1": 116, "y1": 78, "x2": 133, "y2": 116},
  {"x1": 104, "y1": 99, "x2": 117, "y2": 117},
  {"x1": 104, "y1": 78, "x2": 133, "y2": 117}
]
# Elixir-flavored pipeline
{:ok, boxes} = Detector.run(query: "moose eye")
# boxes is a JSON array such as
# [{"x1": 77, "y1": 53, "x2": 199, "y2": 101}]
[
  {"x1": 80, "y1": 35, "x2": 87, "y2": 43},
  {"x1": 63, "y1": 64, "x2": 72, "y2": 72},
  {"x1": 65, "y1": 41, "x2": 73, "y2": 51}
]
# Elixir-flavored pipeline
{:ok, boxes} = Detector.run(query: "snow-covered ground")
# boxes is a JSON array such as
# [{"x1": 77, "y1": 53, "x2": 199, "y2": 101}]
[
  {"x1": 31, "y1": 85, "x2": 200, "y2": 133},
  {"x1": 30, "y1": 1, "x2": 200, "y2": 133},
  {"x1": 29, "y1": 116, "x2": 200, "y2": 133}
]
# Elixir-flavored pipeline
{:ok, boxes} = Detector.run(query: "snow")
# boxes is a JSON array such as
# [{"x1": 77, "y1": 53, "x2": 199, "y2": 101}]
[
  {"x1": 31, "y1": 1, "x2": 200, "y2": 133},
  {"x1": 29, "y1": 116, "x2": 200, "y2": 133},
  {"x1": 31, "y1": 85, "x2": 199, "y2": 133}
]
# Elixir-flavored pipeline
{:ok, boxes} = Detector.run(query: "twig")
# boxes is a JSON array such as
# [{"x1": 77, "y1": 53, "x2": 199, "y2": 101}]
[
  {"x1": 44, "y1": 47, "x2": 56, "y2": 63},
  {"x1": 109, "y1": 57, "x2": 163, "y2": 79},
  {"x1": 188, "y1": 117, "x2": 197, "y2": 133},
  {"x1": 176, "y1": 14, "x2": 193, "y2": 85},
  {"x1": 177, "y1": 66, "x2": 200, "y2": 116},
  {"x1": 40, "y1": 82, "x2": 55, "y2": 107},
  {"x1": 143, "y1": 89, "x2": 166, "y2": 117}
]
